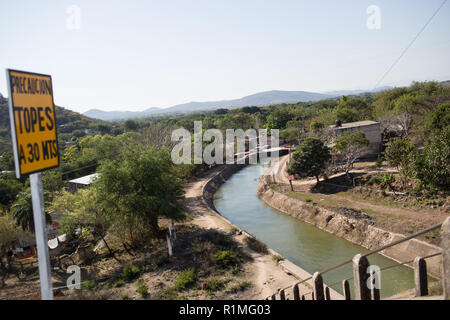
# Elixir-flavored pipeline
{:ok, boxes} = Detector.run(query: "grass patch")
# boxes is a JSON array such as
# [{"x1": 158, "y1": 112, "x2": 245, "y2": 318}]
[
  {"x1": 203, "y1": 278, "x2": 229, "y2": 292},
  {"x1": 244, "y1": 237, "x2": 268, "y2": 254},
  {"x1": 272, "y1": 255, "x2": 284, "y2": 263},
  {"x1": 193, "y1": 239, "x2": 216, "y2": 255},
  {"x1": 286, "y1": 191, "x2": 314, "y2": 203},
  {"x1": 136, "y1": 279, "x2": 149, "y2": 298},
  {"x1": 229, "y1": 266, "x2": 243, "y2": 276},
  {"x1": 211, "y1": 250, "x2": 239, "y2": 269},
  {"x1": 286, "y1": 190, "x2": 407, "y2": 221},
  {"x1": 103, "y1": 277, "x2": 125, "y2": 288},
  {"x1": 121, "y1": 263, "x2": 141, "y2": 282},
  {"x1": 113, "y1": 278, "x2": 125, "y2": 287},
  {"x1": 98, "y1": 293, "x2": 108, "y2": 300},
  {"x1": 229, "y1": 226, "x2": 239, "y2": 234},
  {"x1": 174, "y1": 268, "x2": 197, "y2": 290},
  {"x1": 120, "y1": 293, "x2": 129, "y2": 300},
  {"x1": 81, "y1": 280, "x2": 96, "y2": 291},
  {"x1": 429, "y1": 282, "x2": 443, "y2": 296},
  {"x1": 155, "y1": 253, "x2": 169, "y2": 267},
  {"x1": 154, "y1": 287, "x2": 181, "y2": 300},
  {"x1": 226, "y1": 281, "x2": 252, "y2": 294}
]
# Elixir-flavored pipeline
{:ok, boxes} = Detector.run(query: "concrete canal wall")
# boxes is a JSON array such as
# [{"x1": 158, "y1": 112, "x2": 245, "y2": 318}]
[{"x1": 256, "y1": 175, "x2": 443, "y2": 279}]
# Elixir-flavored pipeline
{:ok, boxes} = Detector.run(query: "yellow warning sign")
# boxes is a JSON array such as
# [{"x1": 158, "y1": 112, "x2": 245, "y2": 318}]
[{"x1": 6, "y1": 69, "x2": 59, "y2": 178}]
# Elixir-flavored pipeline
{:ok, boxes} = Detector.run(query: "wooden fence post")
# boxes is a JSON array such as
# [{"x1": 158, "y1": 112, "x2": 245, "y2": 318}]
[
  {"x1": 342, "y1": 280, "x2": 351, "y2": 300},
  {"x1": 352, "y1": 254, "x2": 371, "y2": 300},
  {"x1": 312, "y1": 272, "x2": 325, "y2": 300},
  {"x1": 171, "y1": 221, "x2": 176, "y2": 240},
  {"x1": 293, "y1": 284, "x2": 300, "y2": 300},
  {"x1": 166, "y1": 234, "x2": 172, "y2": 256},
  {"x1": 414, "y1": 257, "x2": 428, "y2": 297},
  {"x1": 442, "y1": 217, "x2": 450, "y2": 300}
]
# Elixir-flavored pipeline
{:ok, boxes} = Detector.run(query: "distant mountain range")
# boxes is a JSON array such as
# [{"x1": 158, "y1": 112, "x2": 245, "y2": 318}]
[
  {"x1": 0, "y1": 86, "x2": 393, "y2": 121},
  {"x1": 322, "y1": 86, "x2": 392, "y2": 96},
  {"x1": 83, "y1": 87, "x2": 391, "y2": 121}
]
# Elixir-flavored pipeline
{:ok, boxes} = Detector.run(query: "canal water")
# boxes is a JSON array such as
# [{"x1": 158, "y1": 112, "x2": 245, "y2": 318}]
[{"x1": 213, "y1": 163, "x2": 415, "y2": 298}]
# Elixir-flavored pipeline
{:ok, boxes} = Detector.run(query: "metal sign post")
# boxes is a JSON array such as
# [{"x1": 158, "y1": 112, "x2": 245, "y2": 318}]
[
  {"x1": 289, "y1": 174, "x2": 294, "y2": 191},
  {"x1": 6, "y1": 69, "x2": 60, "y2": 300},
  {"x1": 30, "y1": 173, "x2": 53, "y2": 300}
]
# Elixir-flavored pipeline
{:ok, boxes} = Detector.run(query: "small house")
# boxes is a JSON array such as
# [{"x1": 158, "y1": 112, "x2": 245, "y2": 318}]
[{"x1": 330, "y1": 120, "x2": 381, "y2": 158}]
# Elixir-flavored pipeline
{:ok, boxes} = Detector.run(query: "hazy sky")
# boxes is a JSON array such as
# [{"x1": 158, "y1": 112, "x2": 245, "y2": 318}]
[{"x1": 1, "y1": 0, "x2": 449, "y2": 113}]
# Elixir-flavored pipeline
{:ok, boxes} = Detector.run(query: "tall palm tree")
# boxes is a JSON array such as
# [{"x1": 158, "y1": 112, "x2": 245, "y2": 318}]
[{"x1": 11, "y1": 190, "x2": 51, "y2": 232}]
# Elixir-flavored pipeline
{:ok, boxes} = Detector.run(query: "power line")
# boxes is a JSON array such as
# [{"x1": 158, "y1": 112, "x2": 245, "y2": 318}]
[{"x1": 373, "y1": 0, "x2": 448, "y2": 89}]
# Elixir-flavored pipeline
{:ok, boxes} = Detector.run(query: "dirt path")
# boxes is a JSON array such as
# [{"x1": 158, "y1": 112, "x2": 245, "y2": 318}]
[
  {"x1": 182, "y1": 166, "x2": 319, "y2": 300},
  {"x1": 269, "y1": 155, "x2": 397, "y2": 187}
]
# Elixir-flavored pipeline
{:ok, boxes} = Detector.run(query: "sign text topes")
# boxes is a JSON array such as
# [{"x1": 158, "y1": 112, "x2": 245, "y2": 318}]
[{"x1": 7, "y1": 69, "x2": 59, "y2": 178}]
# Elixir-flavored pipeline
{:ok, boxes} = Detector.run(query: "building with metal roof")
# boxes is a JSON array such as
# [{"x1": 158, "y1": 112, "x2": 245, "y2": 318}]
[{"x1": 67, "y1": 173, "x2": 99, "y2": 192}]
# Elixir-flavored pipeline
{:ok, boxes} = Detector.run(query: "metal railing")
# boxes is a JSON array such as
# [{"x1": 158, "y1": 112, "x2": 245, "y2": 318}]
[{"x1": 265, "y1": 220, "x2": 448, "y2": 300}]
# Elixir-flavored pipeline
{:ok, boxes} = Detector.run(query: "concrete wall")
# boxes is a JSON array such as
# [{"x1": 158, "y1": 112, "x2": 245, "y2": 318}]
[
  {"x1": 202, "y1": 164, "x2": 248, "y2": 212},
  {"x1": 333, "y1": 122, "x2": 381, "y2": 157}
]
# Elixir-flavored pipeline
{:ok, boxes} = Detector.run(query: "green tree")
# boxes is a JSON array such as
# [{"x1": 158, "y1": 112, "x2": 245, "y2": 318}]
[
  {"x1": 410, "y1": 127, "x2": 450, "y2": 192},
  {"x1": 335, "y1": 96, "x2": 370, "y2": 123},
  {"x1": 42, "y1": 168, "x2": 64, "y2": 194},
  {"x1": 11, "y1": 190, "x2": 51, "y2": 232},
  {"x1": 280, "y1": 127, "x2": 301, "y2": 143},
  {"x1": 430, "y1": 103, "x2": 450, "y2": 131},
  {"x1": 385, "y1": 138, "x2": 416, "y2": 188},
  {"x1": 72, "y1": 129, "x2": 86, "y2": 138},
  {"x1": 380, "y1": 173, "x2": 396, "y2": 193},
  {"x1": 393, "y1": 94, "x2": 415, "y2": 138},
  {"x1": 0, "y1": 214, "x2": 20, "y2": 285},
  {"x1": 96, "y1": 123, "x2": 111, "y2": 135},
  {"x1": 265, "y1": 109, "x2": 292, "y2": 130},
  {"x1": 335, "y1": 131, "x2": 369, "y2": 176},
  {"x1": 0, "y1": 152, "x2": 14, "y2": 171},
  {"x1": 241, "y1": 106, "x2": 260, "y2": 114},
  {"x1": 51, "y1": 188, "x2": 116, "y2": 257},
  {"x1": 214, "y1": 108, "x2": 228, "y2": 115},
  {"x1": 310, "y1": 121, "x2": 324, "y2": 133},
  {"x1": 95, "y1": 146, "x2": 185, "y2": 244},
  {"x1": 336, "y1": 107, "x2": 358, "y2": 123},
  {"x1": 227, "y1": 112, "x2": 254, "y2": 130},
  {"x1": 0, "y1": 179, "x2": 23, "y2": 209},
  {"x1": 337, "y1": 96, "x2": 368, "y2": 111},
  {"x1": 124, "y1": 120, "x2": 139, "y2": 131},
  {"x1": 287, "y1": 137, "x2": 331, "y2": 182}
]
